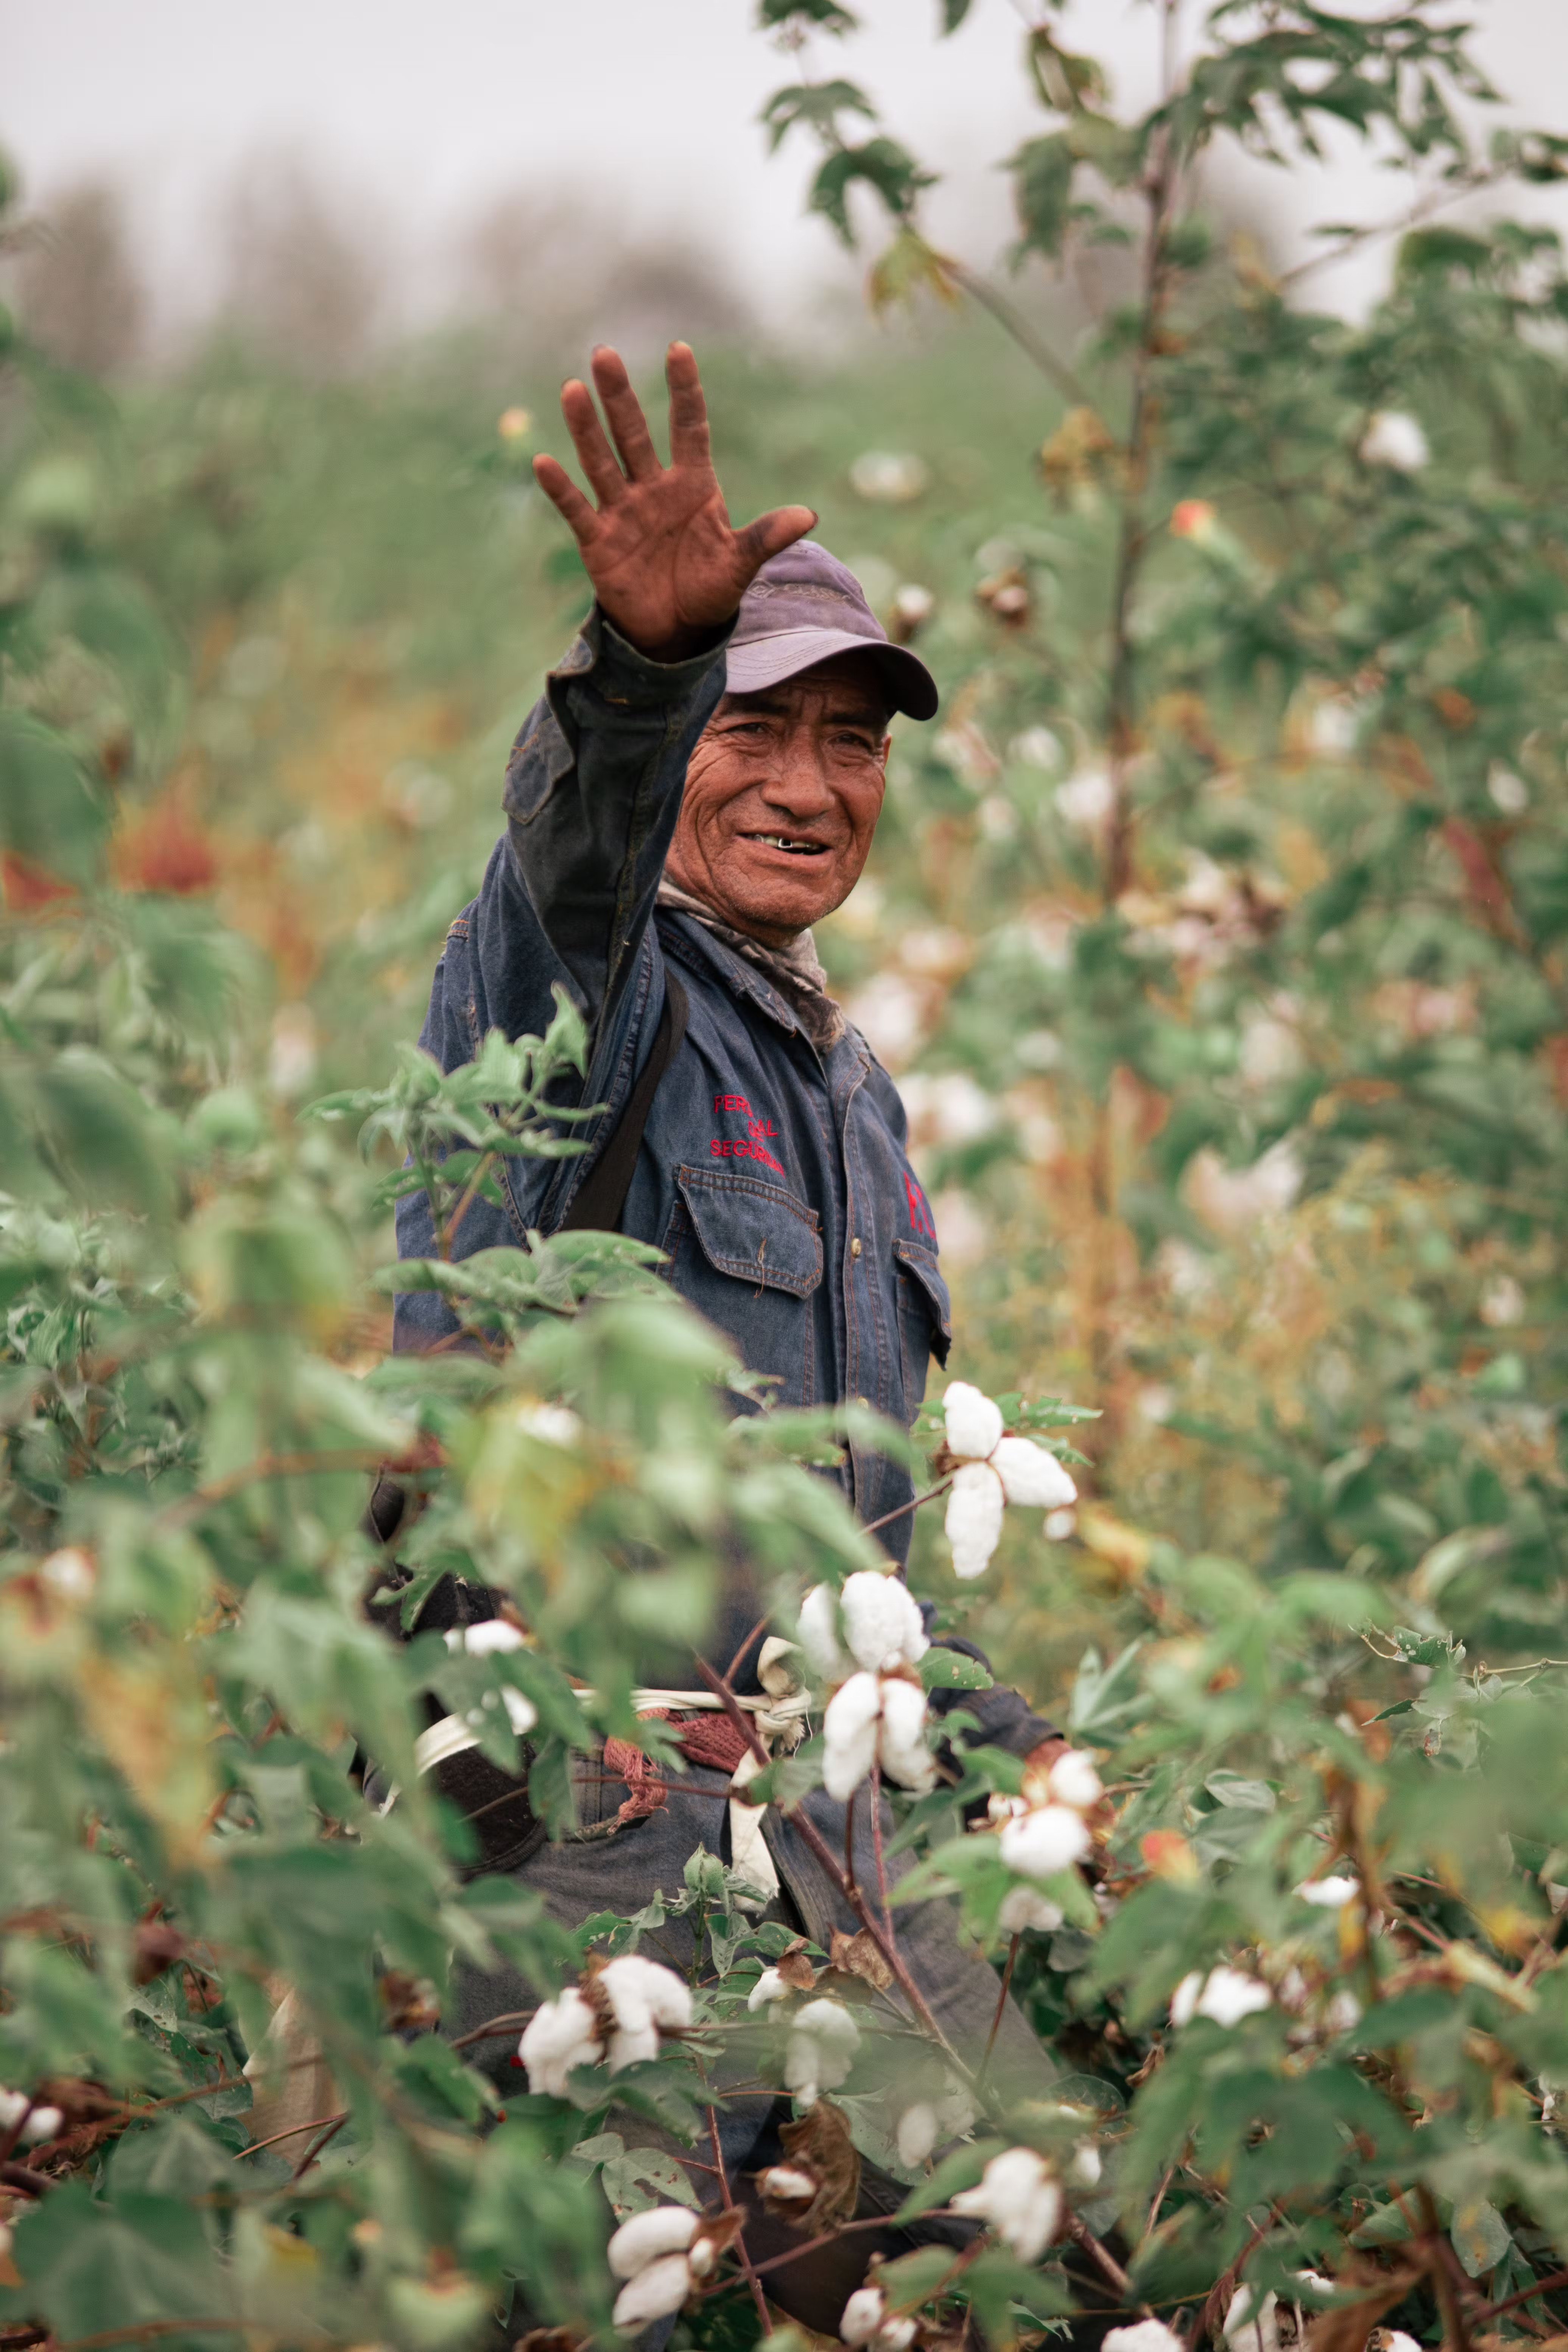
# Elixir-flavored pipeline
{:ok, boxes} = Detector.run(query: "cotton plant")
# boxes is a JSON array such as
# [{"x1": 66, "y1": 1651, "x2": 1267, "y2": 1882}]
[
  {"x1": 986, "y1": 1742, "x2": 1103, "y2": 1905},
  {"x1": 606, "y1": 2205, "x2": 725, "y2": 2334},
  {"x1": 839, "y1": 2282, "x2": 919, "y2": 2350},
  {"x1": 799, "y1": 1569, "x2": 937, "y2": 1801},
  {"x1": 940, "y1": 1382, "x2": 1078, "y2": 1578},
  {"x1": 785, "y1": 1996, "x2": 862, "y2": 2105},
  {"x1": 518, "y1": 1953, "x2": 694, "y2": 2093},
  {"x1": 895, "y1": 2076, "x2": 977, "y2": 2167},
  {"x1": 951, "y1": 2145, "x2": 1064, "y2": 2263},
  {"x1": 1170, "y1": 1964, "x2": 1274, "y2": 2029}
]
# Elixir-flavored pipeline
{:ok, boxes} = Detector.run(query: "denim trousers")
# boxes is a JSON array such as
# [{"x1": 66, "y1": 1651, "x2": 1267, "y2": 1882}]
[{"x1": 444, "y1": 1743, "x2": 1056, "y2": 2344}]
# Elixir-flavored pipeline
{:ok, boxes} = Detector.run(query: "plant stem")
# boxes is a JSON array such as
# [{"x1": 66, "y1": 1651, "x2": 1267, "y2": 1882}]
[
  {"x1": 861, "y1": 1476, "x2": 954, "y2": 1540},
  {"x1": 978, "y1": 1933, "x2": 1021, "y2": 2093},
  {"x1": 946, "y1": 260, "x2": 1093, "y2": 408},
  {"x1": 441, "y1": 1150, "x2": 497, "y2": 1259},
  {"x1": 708, "y1": 2103, "x2": 772, "y2": 2334}
]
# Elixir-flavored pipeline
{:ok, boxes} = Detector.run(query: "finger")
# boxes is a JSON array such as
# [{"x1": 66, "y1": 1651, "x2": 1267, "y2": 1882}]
[
  {"x1": 532, "y1": 453, "x2": 598, "y2": 544},
  {"x1": 590, "y1": 345, "x2": 662, "y2": 482},
  {"x1": 665, "y1": 341, "x2": 712, "y2": 469},
  {"x1": 559, "y1": 375, "x2": 627, "y2": 506},
  {"x1": 735, "y1": 504, "x2": 818, "y2": 576}
]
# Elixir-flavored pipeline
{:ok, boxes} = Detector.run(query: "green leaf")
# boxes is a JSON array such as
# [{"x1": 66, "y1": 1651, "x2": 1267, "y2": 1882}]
[
  {"x1": 810, "y1": 140, "x2": 935, "y2": 246},
  {"x1": 920, "y1": 1647, "x2": 994, "y2": 1692},
  {"x1": 0, "y1": 711, "x2": 110, "y2": 885}
]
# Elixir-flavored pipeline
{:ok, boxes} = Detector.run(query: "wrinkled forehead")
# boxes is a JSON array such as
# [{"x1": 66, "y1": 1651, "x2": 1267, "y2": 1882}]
[{"x1": 714, "y1": 651, "x2": 893, "y2": 727}]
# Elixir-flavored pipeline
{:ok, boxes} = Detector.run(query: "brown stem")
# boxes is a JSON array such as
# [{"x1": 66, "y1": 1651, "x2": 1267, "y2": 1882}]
[
  {"x1": 1475, "y1": 2266, "x2": 1568, "y2": 2325},
  {"x1": 749, "y1": 2206, "x2": 962, "y2": 2280},
  {"x1": 234, "y1": 2109, "x2": 349, "y2": 2160},
  {"x1": 692, "y1": 1656, "x2": 955, "y2": 2060},
  {"x1": 861, "y1": 1476, "x2": 953, "y2": 1540},
  {"x1": 869, "y1": 1765, "x2": 895, "y2": 1947},
  {"x1": 0, "y1": 2159, "x2": 55, "y2": 2197},
  {"x1": 1068, "y1": 2209, "x2": 1135, "y2": 2301},
  {"x1": 707, "y1": 2104, "x2": 772, "y2": 2334},
  {"x1": 441, "y1": 1150, "x2": 497, "y2": 1260},
  {"x1": 162, "y1": 1447, "x2": 390, "y2": 1528},
  {"x1": 945, "y1": 260, "x2": 1093, "y2": 409},
  {"x1": 844, "y1": 1785, "x2": 860, "y2": 1900},
  {"x1": 1417, "y1": 2185, "x2": 1473, "y2": 2352},
  {"x1": 978, "y1": 1933, "x2": 1021, "y2": 2094},
  {"x1": 288, "y1": 2111, "x2": 348, "y2": 2182}
]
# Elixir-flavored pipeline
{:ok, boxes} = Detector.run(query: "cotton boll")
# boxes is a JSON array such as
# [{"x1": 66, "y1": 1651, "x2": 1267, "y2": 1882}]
[
  {"x1": 607, "y1": 2205, "x2": 698, "y2": 2280},
  {"x1": 823, "y1": 1672, "x2": 884, "y2": 1800},
  {"x1": 945, "y1": 1460, "x2": 1005, "y2": 1578},
  {"x1": 599, "y1": 1954, "x2": 693, "y2": 2072},
  {"x1": 944, "y1": 1380, "x2": 1004, "y2": 1461},
  {"x1": 612, "y1": 2253, "x2": 695, "y2": 2331},
  {"x1": 799, "y1": 1582, "x2": 850, "y2": 1682},
  {"x1": 897, "y1": 2100, "x2": 940, "y2": 2167},
  {"x1": 748, "y1": 1966, "x2": 788, "y2": 2012},
  {"x1": 999, "y1": 1804, "x2": 1090, "y2": 1880},
  {"x1": 1104, "y1": 2324, "x2": 1187, "y2": 2352},
  {"x1": 877, "y1": 1676, "x2": 936, "y2": 1793},
  {"x1": 785, "y1": 1998, "x2": 860, "y2": 2104},
  {"x1": 452, "y1": 1619, "x2": 526, "y2": 1657},
  {"x1": 952, "y1": 2146, "x2": 1062, "y2": 2263},
  {"x1": 1070, "y1": 2143, "x2": 1102, "y2": 2187},
  {"x1": 1045, "y1": 1750, "x2": 1103, "y2": 1812},
  {"x1": 999, "y1": 1884, "x2": 1065, "y2": 1936},
  {"x1": 841, "y1": 2287, "x2": 889, "y2": 2345},
  {"x1": 880, "y1": 2322, "x2": 918, "y2": 2351},
  {"x1": 1359, "y1": 410, "x2": 1430, "y2": 470},
  {"x1": 841, "y1": 1570, "x2": 928, "y2": 1674},
  {"x1": 759, "y1": 2163, "x2": 819, "y2": 2210},
  {"x1": 1296, "y1": 1875, "x2": 1356, "y2": 1908},
  {"x1": 991, "y1": 1434, "x2": 1077, "y2": 1509},
  {"x1": 1223, "y1": 2286, "x2": 1280, "y2": 2352},
  {"x1": 518, "y1": 1987, "x2": 604, "y2": 2096},
  {"x1": 1169, "y1": 1972, "x2": 1203, "y2": 2028},
  {"x1": 515, "y1": 1402, "x2": 582, "y2": 1446},
  {"x1": 1194, "y1": 1967, "x2": 1272, "y2": 2027}
]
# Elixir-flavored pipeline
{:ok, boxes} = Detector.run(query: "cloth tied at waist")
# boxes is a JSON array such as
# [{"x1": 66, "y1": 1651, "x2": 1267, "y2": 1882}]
[{"x1": 596, "y1": 1643, "x2": 809, "y2": 1902}]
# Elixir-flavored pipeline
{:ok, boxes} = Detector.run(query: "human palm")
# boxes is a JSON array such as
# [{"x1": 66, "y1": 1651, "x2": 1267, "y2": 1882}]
[{"x1": 533, "y1": 343, "x2": 816, "y2": 661}]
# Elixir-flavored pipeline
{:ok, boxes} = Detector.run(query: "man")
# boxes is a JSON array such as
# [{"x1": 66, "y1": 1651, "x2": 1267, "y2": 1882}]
[{"x1": 395, "y1": 346, "x2": 1067, "y2": 2334}]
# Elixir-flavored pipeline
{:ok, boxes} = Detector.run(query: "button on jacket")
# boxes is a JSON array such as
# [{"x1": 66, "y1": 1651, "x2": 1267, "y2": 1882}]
[{"x1": 396, "y1": 609, "x2": 1054, "y2": 1749}]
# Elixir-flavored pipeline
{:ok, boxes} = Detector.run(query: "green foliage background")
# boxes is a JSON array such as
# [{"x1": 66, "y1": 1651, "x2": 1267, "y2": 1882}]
[{"x1": 11, "y1": 5, "x2": 1568, "y2": 2347}]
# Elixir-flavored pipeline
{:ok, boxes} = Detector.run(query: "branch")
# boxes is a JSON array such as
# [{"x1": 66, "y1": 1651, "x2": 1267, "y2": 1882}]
[
  {"x1": 945, "y1": 261, "x2": 1094, "y2": 410},
  {"x1": 708, "y1": 2103, "x2": 772, "y2": 2334}
]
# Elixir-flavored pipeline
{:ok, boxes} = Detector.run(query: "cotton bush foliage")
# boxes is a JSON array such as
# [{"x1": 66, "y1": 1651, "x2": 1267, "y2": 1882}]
[{"x1": 10, "y1": 10, "x2": 1568, "y2": 2352}]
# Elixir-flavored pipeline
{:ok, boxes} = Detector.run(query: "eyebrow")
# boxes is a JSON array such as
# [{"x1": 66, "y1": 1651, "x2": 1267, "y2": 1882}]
[{"x1": 720, "y1": 694, "x2": 888, "y2": 728}]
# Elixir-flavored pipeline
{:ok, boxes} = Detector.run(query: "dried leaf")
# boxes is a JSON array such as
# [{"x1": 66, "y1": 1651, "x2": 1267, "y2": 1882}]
[
  {"x1": 779, "y1": 2098, "x2": 861, "y2": 2229},
  {"x1": 777, "y1": 1946, "x2": 818, "y2": 1993},
  {"x1": 830, "y1": 1928, "x2": 895, "y2": 1993}
]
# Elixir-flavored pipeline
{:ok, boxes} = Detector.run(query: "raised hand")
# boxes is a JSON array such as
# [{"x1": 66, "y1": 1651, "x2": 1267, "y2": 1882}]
[{"x1": 532, "y1": 343, "x2": 816, "y2": 662}]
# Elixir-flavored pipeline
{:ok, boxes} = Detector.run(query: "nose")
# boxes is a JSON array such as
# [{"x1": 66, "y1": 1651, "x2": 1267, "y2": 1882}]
[{"x1": 757, "y1": 729, "x2": 835, "y2": 821}]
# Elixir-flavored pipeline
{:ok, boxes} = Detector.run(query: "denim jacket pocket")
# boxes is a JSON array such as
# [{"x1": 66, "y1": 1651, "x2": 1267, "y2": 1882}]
[
  {"x1": 674, "y1": 1165, "x2": 823, "y2": 1296},
  {"x1": 894, "y1": 1239, "x2": 951, "y2": 1415},
  {"x1": 662, "y1": 1167, "x2": 823, "y2": 1405}
]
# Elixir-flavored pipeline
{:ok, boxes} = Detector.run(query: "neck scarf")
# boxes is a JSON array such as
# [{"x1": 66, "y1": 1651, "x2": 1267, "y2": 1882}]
[{"x1": 655, "y1": 877, "x2": 847, "y2": 1051}]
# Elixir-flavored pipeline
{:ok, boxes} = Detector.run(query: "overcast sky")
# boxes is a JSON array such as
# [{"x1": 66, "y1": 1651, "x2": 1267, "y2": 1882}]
[{"x1": 7, "y1": 0, "x2": 1568, "y2": 336}]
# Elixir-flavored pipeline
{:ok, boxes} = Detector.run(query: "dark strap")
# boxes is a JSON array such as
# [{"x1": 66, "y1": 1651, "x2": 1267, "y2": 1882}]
[
  {"x1": 558, "y1": 972, "x2": 688, "y2": 1235},
  {"x1": 369, "y1": 964, "x2": 691, "y2": 1590}
]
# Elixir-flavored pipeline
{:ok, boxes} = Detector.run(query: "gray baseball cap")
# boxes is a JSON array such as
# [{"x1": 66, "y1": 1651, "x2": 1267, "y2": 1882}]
[{"x1": 727, "y1": 540, "x2": 939, "y2": 721}]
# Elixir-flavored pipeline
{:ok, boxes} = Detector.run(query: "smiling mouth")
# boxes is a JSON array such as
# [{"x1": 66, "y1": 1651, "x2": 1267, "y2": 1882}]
[{"x1": 747, "y1": 834, "x2": 829, "y2": 857}]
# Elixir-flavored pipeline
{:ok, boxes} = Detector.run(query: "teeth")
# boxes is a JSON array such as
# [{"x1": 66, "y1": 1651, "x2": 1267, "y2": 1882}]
[{"x1": 758, "y1": 836, "x2": 819, "y2": 854}]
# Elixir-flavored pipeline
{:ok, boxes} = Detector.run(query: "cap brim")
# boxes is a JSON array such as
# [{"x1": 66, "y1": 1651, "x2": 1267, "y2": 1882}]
[{"x1": 725, "y1": 626, "x2": 938, "y2": 722}]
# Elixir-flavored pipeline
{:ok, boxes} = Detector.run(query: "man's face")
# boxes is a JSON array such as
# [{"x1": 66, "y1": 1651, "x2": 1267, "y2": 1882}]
[{"x1": 664, "y1": 654, "x2": 891, "y2": 945}]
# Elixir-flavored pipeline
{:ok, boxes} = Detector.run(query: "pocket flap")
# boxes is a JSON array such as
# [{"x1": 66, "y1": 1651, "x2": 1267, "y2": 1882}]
[
  {"x1": 895, "y1": 1240, "x2": 951, "y2": 1363},
  {"x1": 676, "y1": 1166, "x2": 823, "y2": 1297}
]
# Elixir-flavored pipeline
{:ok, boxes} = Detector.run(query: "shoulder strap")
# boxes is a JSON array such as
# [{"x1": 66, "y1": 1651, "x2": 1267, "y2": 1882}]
[{"x1": 558, "y1": 971, "x2": 688, "y2": 1235}]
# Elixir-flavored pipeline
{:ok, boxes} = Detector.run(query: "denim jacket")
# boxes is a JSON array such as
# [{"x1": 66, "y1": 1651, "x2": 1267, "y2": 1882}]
[{"x1": 395, "y1": 612, "x2": 1054, "y2": 1748}]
